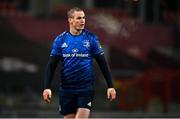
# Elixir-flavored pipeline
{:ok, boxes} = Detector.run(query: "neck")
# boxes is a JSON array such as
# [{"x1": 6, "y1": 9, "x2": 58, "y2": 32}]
[{"x1": 69, "y1": 27, "x2": 82, "y2": 35}]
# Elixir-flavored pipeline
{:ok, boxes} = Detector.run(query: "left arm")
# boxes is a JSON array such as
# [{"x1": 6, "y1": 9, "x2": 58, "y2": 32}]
[{"x1": 94, "y1": 53, "x2": 116, "y2": 101}]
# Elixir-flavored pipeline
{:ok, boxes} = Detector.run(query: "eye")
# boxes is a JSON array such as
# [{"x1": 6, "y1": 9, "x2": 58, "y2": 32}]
[
  {"x1": 76, "y1": 17, "x2": 81, "y2": 19},
  {"x1": 76, "y1": 16, "x2": 85, "y2": 20}
]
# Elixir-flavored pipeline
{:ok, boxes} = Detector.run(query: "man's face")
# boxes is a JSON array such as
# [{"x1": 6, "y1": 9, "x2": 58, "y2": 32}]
[{"x1": 69, "y1": 11, "x2": 85, "y2": 31}]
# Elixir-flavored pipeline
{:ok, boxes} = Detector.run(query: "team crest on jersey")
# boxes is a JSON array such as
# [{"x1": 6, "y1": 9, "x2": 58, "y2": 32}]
[
  {"x1": 83, "y1": 40, "x2": 90, "y2": 48},
  {"x1": 61, "y1": 42, "x2": 68, "y2": 48}
]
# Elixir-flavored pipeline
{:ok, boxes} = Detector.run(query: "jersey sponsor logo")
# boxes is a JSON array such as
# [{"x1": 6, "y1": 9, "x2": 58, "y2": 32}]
[
  {"x1": 63, "y1": 53, "x2": 89, "y2": 57},
  {"x1": 83, "y1": 40, "x2": 90, "y2": 48},
  {"x1": 72, "y1": 48, "x2": 79, "y2": 53},
  {"x1": 61, "y1": 42, "x2": 68, "y2": 48}
]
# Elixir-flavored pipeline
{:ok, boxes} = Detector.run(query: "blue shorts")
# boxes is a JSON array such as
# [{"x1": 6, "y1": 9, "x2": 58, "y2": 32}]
[{"x1": 59, "y1": 90, "x2": 94, "y2": 116}]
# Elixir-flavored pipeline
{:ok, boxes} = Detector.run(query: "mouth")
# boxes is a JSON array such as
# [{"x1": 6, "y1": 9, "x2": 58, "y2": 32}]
[{"x1": 80, "y1": 23, "x2": 85, "y2": 26}]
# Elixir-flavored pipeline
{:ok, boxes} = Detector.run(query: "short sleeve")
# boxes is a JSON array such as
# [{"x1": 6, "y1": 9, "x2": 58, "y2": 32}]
[
  {"x1": 91, "y1": 35, "x2": 104, "y2": 56},
  {"x1": 50, "y1": 36, "x2": 62, "y2": 56}
]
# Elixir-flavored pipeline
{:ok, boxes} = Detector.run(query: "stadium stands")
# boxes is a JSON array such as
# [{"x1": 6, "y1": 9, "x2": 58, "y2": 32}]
[{"x1": 0, "y1": 7, "x2": 180, "y2": 117}]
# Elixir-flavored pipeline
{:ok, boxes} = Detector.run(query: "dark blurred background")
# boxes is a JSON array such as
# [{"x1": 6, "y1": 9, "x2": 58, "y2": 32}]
[{"x1": 0, "y1": 0, "x2": 179, "y2": 118}]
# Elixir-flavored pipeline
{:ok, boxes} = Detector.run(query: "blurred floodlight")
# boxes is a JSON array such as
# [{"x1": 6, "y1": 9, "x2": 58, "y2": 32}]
[{"x1": 0, "y1": 57, "x2": 39, "y2": 73}]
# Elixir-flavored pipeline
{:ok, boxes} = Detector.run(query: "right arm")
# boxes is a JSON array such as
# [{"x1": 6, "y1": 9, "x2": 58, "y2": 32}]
[
  {"x1": 43, "y1": 55, "x2": 60, "y2": 102},
  {"x1": 44, "y1": 55, "x2": 60, "y2": 89},
  {"x1": 43, "y1": 34, "x2": 63, "y2": 103}
]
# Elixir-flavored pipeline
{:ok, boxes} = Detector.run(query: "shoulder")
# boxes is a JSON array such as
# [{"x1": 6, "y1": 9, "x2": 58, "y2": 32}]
[
  {"x1": 83, "y1": 29, "x2": 98, "y2": 39},
  {"x1": 54, "y1": 31, "x2": 68, "y2": 42},
  {"x1": 56, "y1": 31, "x2": 68, "y2": 39}
]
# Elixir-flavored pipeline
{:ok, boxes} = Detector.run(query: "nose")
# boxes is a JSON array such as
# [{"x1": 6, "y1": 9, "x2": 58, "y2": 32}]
[{"x1": 81, "y1": 19, "x2": 85, "y2": 23}]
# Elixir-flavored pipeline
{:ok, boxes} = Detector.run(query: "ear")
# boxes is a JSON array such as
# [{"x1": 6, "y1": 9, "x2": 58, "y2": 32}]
[{"x1": 68, "y1": 18, "x2": 72, "y2": 23}]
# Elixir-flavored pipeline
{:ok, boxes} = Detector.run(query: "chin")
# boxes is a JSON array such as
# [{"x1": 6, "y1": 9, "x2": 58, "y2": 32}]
[
  {"x1": 79, "y1": 26, "x2": 85, "y2": 30},
  {"x1": 77, "y1": 28, "x2": 84, "y2": 31}
]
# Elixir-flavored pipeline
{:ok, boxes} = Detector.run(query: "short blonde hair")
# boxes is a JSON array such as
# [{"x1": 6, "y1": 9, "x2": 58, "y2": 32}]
[{"x1": 67, "y1": 7, "x2": 83, "y2": 18}]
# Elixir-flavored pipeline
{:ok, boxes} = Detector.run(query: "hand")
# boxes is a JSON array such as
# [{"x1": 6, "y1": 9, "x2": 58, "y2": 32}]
[
  {"x1": 107, "y1": 88, "x2": 116, "y2": 101},
  {"x1": 43, "y1": 89, "x2": 52, "y2": 103}
]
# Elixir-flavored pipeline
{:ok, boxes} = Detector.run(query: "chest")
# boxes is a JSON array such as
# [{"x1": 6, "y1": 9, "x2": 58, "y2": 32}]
[{"x1": 62, "y1": 36, "x2": 91, "y2": 54}]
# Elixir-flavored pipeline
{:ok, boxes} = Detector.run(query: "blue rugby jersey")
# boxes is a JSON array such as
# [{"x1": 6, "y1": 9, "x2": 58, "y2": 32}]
[{"x1": 50, "y1": 29, "x2": 104, "y2": 91}]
